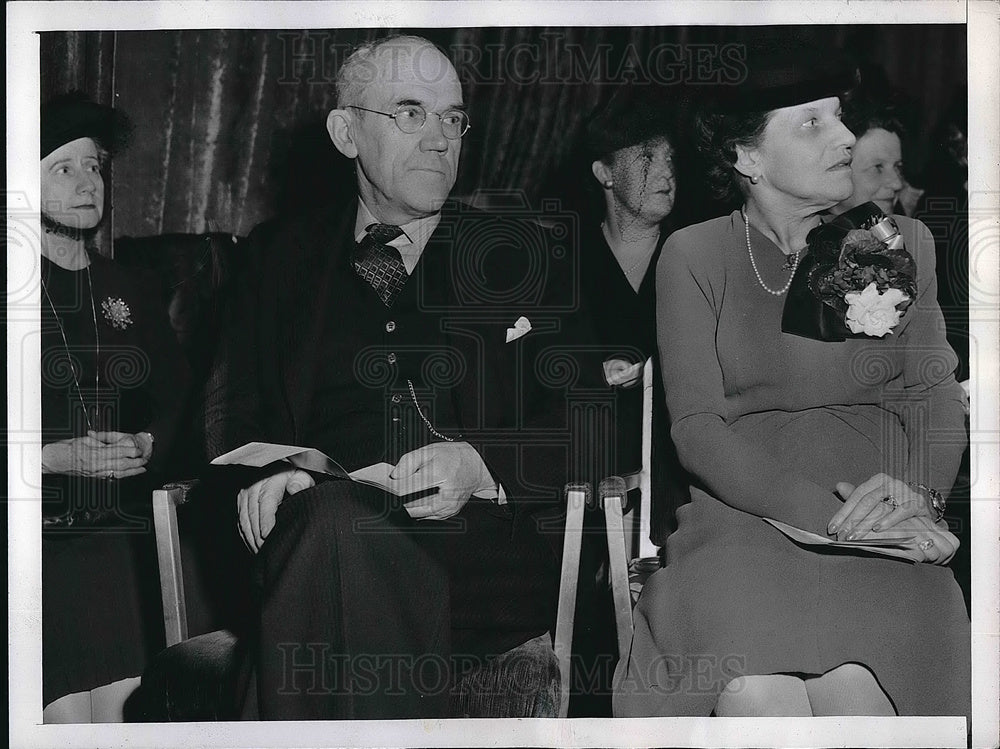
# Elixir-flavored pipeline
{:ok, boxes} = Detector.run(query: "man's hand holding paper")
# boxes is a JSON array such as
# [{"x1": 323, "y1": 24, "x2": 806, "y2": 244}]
[
  {"x1": 391, "y1": 442, "x2": 497, "y2": 521},
  {"x1": 234, "y1": 441, "x2": 497, "y2": 550}
]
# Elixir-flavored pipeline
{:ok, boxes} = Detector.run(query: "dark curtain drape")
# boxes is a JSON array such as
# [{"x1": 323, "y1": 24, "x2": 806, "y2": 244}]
[{"x1": 40, "y1": 25, "x2": 967, "y2": 243}]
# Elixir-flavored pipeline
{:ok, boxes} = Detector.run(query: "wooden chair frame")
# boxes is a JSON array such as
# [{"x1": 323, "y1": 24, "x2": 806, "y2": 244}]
[
  {"x1": 151, "y1": 482, "x2": 195, "y2": 647},
  {"x1": 553, "y1": 357, "x2": 661, "y2": 717}
]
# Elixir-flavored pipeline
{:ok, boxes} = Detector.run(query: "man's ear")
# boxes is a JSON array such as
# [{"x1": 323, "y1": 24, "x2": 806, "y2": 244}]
[
  {"x1": 327, "y1": 109, "x2": 358, "y2": 159},
  {"x1": 591, "y1": 159, "x2": 612, "y2": 187},
  {"x1": 733, "y1": 143, "x2": 761, "y2": 183}
]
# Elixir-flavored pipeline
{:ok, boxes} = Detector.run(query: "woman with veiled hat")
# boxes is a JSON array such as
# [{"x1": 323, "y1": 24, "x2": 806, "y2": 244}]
[
  {"x1": 39, "y1": 93, "x2": 189, "y2": 719},
  {"x1": 613, "y1": 41, "x2": 969, "y2": 718},
  {"x1": 572, "y1": 86, "x2": 692, "y2": 501},
  {"x1": 559, "y1": 86, "x2": 693, "y2": 714}
]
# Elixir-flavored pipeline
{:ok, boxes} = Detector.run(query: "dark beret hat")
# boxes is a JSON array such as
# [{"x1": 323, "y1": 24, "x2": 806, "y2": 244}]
[
  {"x1": 41, "y1": 92, "x2": 131, "y2": 159},
  {"x1": 722, "y1": 38, "x2": 858, "y2": 113},
  {"x1": 585, "y1": 86, "x2": 681, "y2": 160}
]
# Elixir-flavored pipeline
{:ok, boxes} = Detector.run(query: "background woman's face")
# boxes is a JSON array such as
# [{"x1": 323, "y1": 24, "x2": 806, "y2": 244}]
[
  {"x1": 750, "y1": 97, "x2": 856, "y2": 209},
  {"x1": 841, "y1": 127, "x2": 904, "y2": 215},
  {"x1": 40, "y1": 137, "x2": 105, "y2": 230},
  {"x1": 608, "y1": 136, "x2": 676, "y2": 225}
]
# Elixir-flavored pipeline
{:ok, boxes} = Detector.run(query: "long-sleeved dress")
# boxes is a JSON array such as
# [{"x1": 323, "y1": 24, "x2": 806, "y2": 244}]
[
  {"x1": 41, "y1": 252, "x2": 189, "y2": 706},
  {"x1": 613, "y1": 210, "x2": 970, "y2": 718},
  {"x1": 571, "y1": 224, "x2": 690, "y2": 538}
]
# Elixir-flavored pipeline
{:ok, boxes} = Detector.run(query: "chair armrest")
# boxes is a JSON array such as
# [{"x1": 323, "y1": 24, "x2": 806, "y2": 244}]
[
  {"x1": 599, "y1": 477, "x2": 635, "y2": 661},
  {"x1": 153, "y1": 480, "x2": 200, "y2": 647},
  {"x1": 553, "y1": 482, "x2": 591, "y2": 719},
  {"x1": 161, "y1": 479, "x2": 201, "y2": 507}
]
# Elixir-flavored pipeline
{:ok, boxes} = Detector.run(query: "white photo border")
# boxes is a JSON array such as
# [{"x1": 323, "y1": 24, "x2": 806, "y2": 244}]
[{"x1": 8, "y1": 1, "x2": 998, "y2": 747}]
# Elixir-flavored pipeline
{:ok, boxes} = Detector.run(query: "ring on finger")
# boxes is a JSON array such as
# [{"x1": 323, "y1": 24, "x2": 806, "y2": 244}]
[
  {"x1": 107, "y1": 470, "x2": 117, "y2": 481},
  {"x1": 918, "y1": 538, "x2": 935, "y2": 551},
  {"x1": 882, "y1": 495, "x2": 899, "y2": 509}
]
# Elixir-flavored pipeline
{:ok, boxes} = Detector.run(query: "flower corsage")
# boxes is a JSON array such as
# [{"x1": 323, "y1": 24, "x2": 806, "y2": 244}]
[
  {"x1": 781, "y1": 202, "x2": 917, "y2": 341},
  {"x1": 101, "y1": 296, "x2": 134, "y2": 330}
]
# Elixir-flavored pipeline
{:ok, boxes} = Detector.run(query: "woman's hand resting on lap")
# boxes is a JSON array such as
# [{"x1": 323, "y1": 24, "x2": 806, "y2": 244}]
[
  {"x1": 41, "y1": 434, "x2": 148, "y2": 479},
  {"x1": 830, "y1": 477, "x2": 959, "y2": 565},
  {"x1": 87, "y1": 429, "x2": 155, "y2": 461},
  {"x1": 830, "y1": 473, "x2": 936, "y2": 538}
]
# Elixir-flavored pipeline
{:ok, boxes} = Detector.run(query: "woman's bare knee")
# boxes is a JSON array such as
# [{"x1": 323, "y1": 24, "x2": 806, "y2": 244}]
[
  {"x1": 805, "y1": 663, "x2": 896, "y2": 716},
  {"x1": 715, "y1": 674, "x2": 812, "y2": 717}
]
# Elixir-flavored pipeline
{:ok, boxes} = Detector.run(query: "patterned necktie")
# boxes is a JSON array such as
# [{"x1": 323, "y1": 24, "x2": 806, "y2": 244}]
[{"x1": 353, "y1": 223, "x2": 408, "y2": 308}]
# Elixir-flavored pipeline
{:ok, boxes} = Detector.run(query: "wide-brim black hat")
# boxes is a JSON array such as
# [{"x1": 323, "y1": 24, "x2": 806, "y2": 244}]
[
  {"x1": 721, "y1": 38, "x2": 858, "y2": 113},
  {"x1": 585, "y1": 85, "x2": 685, "y2": 160},
  {"x1": 41, "y1": 92, "x2": 131, "y2": 159}
]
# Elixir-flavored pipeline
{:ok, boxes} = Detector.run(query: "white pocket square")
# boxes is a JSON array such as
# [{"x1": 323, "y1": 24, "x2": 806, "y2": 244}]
[{"x1": 505, "y1": 316, "x2": 532, "y2": 343}]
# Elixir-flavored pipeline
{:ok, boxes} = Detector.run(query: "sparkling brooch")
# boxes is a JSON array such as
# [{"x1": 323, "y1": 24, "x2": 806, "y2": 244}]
[{"x1": 101, "y1": 297, "x2": 133, "y2": 330}]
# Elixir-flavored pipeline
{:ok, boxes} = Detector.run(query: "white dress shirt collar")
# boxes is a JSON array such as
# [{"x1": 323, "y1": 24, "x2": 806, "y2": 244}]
[{"x1": 354, "y1": 200, "x2": 442, "y2": 274}]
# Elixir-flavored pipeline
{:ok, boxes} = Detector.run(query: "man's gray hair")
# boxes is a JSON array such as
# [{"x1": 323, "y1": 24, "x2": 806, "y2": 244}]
[{"x1": 335, "y1": 35, "x2": 449, "y2": 109}]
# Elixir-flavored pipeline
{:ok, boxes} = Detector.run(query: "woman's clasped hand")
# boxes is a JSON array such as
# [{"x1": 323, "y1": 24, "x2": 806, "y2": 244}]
[
  {"x1": 40, "y1": 429, "x2": 152, "y2": 479},
  {"x1": 830, "y1": 474, "x2": 959, "y2": 564}
]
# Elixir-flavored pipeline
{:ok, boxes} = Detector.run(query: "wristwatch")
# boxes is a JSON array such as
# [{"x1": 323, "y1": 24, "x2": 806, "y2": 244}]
[{"x1": 911, "y1": 482, "x2": 947, "y2": 522}]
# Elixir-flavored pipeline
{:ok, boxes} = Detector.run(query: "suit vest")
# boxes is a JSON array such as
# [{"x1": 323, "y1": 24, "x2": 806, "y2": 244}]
[{"x1": 304, "y1": 230, "x2": 463, "y2": 470}]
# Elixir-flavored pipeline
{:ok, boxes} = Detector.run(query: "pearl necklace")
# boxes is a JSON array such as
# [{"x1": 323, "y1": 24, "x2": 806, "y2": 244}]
[
  {"x1": 602, "y1": 221, "x2": 655, "y2": 277},
  {"x1": 41, "y1": 263, "x2": 100, "y2": 432},
  {"x1": 742, "y1": 208, "x2": 799, "y2": 296}
]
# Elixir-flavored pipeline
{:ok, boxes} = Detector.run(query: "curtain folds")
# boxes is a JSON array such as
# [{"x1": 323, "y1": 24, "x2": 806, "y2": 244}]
[{"x1": 39, "y1": 25, "x2": 966, "y2": 241}]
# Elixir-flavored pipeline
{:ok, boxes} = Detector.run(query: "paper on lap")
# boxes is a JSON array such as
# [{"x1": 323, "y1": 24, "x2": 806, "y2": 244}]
[
  {"x1": 348, "y1": 461, "x2": 446, "y2": 497},
  {"x1": 210, "y1": 442, "x2": 443, "y2": 497},
  {"x1": 763, "y1": 517, "x2": 919, "y2": 562}
]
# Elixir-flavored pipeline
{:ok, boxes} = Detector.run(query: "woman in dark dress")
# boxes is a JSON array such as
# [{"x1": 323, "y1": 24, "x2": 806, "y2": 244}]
[
  {"x1": 40, "y1": 94, "x2": 189, "y2": 720},
  {"x1": 614, "y1": 44, "x2": 969, "y2": 719},
  {"x1": 915, "y1": 90, "x2": 969, "y2": 383},
  {"x1": 573, "y1": 87, "x2": 691, "y2": 517},
  {"x1": 564, "y1": 87, "x2": 691, "y2": 716}
]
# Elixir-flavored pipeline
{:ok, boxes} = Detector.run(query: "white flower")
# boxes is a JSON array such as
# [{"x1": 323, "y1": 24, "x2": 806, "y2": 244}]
[
  {"x1": 844, "y1": 282, "x2": 908, "y2": 337},
  {"x1": 101, "y1": 297, "x2": 133, "y2": 330}
]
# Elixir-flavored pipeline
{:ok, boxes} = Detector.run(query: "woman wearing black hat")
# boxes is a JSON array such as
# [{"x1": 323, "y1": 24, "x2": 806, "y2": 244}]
[
  {"x1": 613, "y1": 42, "x2": 969, "y2": 718},
  {"x1": 571, "y1": 87, "x2": 691, "y2": 478},
  {"x1": 557, "y1": 87, "x2": 693, "y2": 715},
  {"x1": 39, "y1": 93, "x2": 189, "y2": 720}
]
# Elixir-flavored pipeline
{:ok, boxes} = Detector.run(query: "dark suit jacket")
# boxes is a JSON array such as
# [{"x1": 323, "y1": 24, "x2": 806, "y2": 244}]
[
  {"x1": 206, "y1": 197, "x2": 574, "y2": 651},
  {"x1": 209, "y1": 197, "x2": 572, "y2": 494}
]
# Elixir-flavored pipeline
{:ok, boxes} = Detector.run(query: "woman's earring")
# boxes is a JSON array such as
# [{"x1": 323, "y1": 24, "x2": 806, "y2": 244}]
[
  {"x1": 603, "y1": 180, "x2": 614, "y2": 189},
  {"x1": 749, "y1": 175, "x2": 760, "y2": 185}
]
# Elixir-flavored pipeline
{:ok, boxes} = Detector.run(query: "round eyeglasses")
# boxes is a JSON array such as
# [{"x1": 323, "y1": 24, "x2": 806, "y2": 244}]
[{"x1": 346, "y1": 104, "x2": 471, "y2": 140}]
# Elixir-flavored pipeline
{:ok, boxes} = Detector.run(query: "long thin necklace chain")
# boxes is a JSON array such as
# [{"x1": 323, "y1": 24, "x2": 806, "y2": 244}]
[
  {"x1": 41, "y1": 264, "x2": 100, "y2": 432},
  {"x1": 742, "y1": 208, "x2": 799, "y2": 296}
]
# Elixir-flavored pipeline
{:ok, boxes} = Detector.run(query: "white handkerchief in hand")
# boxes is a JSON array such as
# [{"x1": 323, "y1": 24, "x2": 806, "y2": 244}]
[
  {"x1": 505, "y1": 315, "x2": 532, "y2": 343},
  {"x1": 603, "y1": 359, "x2": 643, "y2": 387}
]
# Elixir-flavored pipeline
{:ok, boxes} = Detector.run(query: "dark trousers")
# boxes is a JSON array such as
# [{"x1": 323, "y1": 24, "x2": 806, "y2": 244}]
[
  {"x1": 245, "y1": 481, "x2": 451, "y2": 719},
  {"x1": 242, "y1": 479, "x2": 559, "y2": 720}
]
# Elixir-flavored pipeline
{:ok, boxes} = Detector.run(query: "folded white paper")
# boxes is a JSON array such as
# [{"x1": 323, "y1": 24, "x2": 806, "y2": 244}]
[
  {"x1": 763, "y1": 517, "x2": 919, "y2": 562},
  {"x1": 211, "y1": 442, "x2": 443, "y2": 497}
]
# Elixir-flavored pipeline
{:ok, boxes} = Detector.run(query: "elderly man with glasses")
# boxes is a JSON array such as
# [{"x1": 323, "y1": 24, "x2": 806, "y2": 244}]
[{"x1": 211, "y1": 35, "x2": 567, "y2": 720}]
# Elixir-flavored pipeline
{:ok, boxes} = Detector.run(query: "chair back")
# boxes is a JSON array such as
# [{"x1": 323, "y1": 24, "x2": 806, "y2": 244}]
[
  {"x1": 621, "y1": 358, "x2": 657, "y2": 560},
  {"x1": 114, "y1": 232, "x2": 247, "y2": 470}
]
